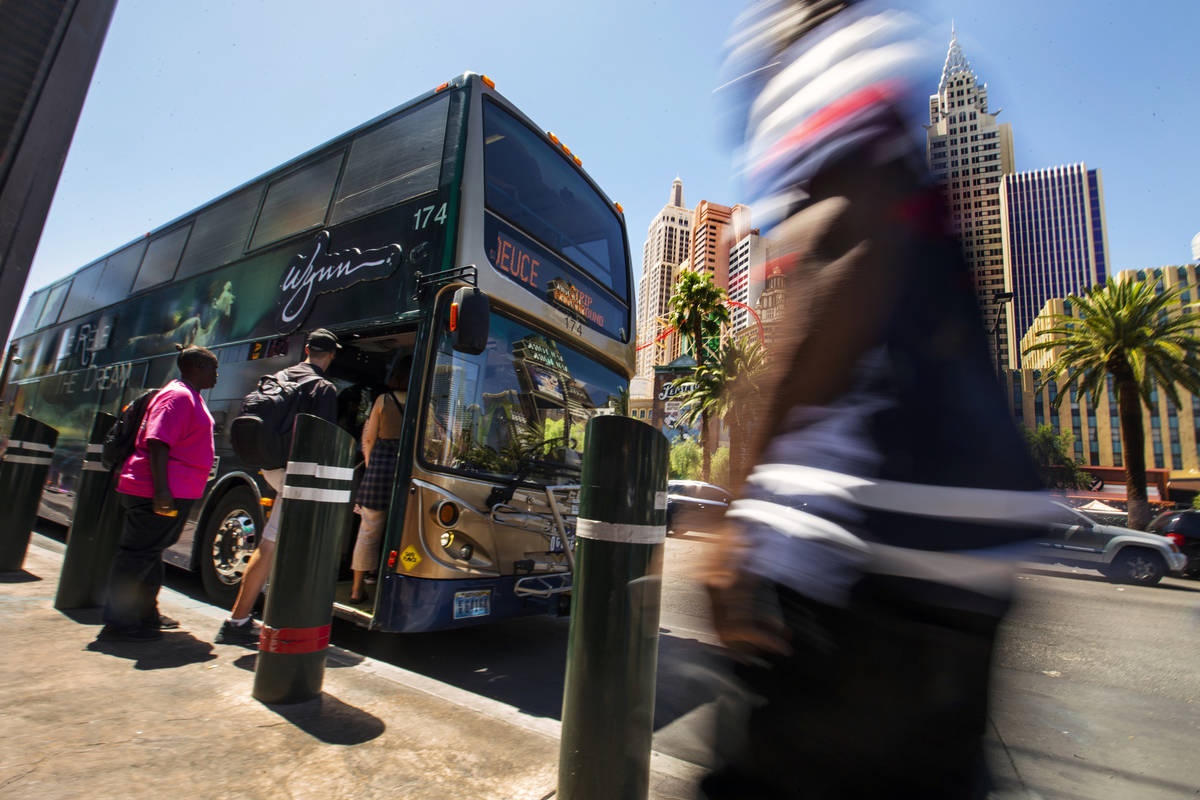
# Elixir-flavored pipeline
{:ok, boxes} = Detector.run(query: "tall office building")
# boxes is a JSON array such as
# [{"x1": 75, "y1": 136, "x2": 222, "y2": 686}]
[
  {"x1": 1001, "y1": 164, "x2": 1109, "y2": 357},
  {"x1": 927, "y1": 27, "x2": 1016, "y2": 367},
  {"x1": 728, "y1": 228, "x2": 766, "y2": 337},
  {"x1": 689, "y1": 200, "x2": 747, "y2": 289},
  {"x1": 635, "y1": 178, "x2": 692, "y2": 381}
]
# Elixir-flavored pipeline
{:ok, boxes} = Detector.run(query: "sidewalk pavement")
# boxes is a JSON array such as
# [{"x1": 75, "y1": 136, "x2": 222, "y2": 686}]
[{"x1": 0, "y1": 537, "x2": 703, "y2": 800}]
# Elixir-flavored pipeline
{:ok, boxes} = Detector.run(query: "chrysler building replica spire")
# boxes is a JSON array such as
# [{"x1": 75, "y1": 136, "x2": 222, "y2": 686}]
[
  {"x1": 926, "y1": 27, "x2": 1017, "y2": 368},
  {"x1": 635, "y1": 178, "x2": 692, "y2": 380}
]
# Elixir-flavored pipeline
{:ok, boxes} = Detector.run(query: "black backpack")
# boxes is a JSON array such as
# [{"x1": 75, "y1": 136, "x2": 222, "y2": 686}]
[
  {"x1": 101, "y1": 389, "x2": 159, "y2": 471},
  {"x1": 229, "y1": 370, "x2": 321, "y2": 469}
]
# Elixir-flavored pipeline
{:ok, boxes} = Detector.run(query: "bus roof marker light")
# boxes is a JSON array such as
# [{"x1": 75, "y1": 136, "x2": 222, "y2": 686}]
[
  {"x1": 434, "y1": 82, "x2": 450, "y2": 93},
  {"x1": 573, "y1": 155, "x2": 582, "y2": 167},
  {"x1": 547, "y1": 132, "x2": 561, "y2": 146},
  {"x1": 615, "y1": 202, "x2": 624, "y2": 214},
  {"x1": 481, "y1": 75, "x2": 495, "y2": 89}
]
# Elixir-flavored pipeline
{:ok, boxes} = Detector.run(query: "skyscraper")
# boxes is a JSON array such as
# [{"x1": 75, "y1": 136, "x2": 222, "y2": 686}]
[
  {"x1": 689, "y1": 200, "x2": 748, "y2": 290},
  {"x1": 635, "y1": 178, "x2": 691, "y2": 380},
  {"x1": 728, "y1": 228, "x2": 766, "y2": 337},
  {"x1": 1001, "y1": 163, "x2": 1109, "y2": 357},
  {"x1": 926, "y1": 27, "x2": 1016, "y2": 368}
]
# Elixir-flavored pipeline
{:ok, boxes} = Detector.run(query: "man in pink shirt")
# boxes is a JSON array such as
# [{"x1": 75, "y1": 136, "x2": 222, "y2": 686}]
[{"x1": 99, "y1": 346, "x2": 218, "y2": 642}]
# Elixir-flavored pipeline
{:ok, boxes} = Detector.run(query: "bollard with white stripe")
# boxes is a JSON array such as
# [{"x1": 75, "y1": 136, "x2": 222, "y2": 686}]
[
  {"x1": 0, "y1": 414, "x2": 60, "y2": 572},
  {"x1": 558, "y1": 415, "x2": 669, "y2": 800},
  {"x1": 252, "y1": 413, "x2": 357, "y2": 704},
  {"x1": 55, "y1": 412, "x2": 123, "y2": 609}
]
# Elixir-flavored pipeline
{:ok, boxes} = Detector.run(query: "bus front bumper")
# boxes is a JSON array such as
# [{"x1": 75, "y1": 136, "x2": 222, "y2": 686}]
[{"x1": 374, "y1": 572, "x2": 567, "y2": 633}]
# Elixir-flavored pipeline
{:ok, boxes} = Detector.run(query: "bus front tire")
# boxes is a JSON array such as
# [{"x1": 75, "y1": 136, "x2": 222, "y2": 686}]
[{"x1": 199, "y1": 486, "x2": 263, "y2": 606}]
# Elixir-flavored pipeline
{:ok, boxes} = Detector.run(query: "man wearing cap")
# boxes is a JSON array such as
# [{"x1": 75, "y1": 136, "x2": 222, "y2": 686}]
[{"x1": 216, "y1": 328, "x2": 340, "y2": 645}]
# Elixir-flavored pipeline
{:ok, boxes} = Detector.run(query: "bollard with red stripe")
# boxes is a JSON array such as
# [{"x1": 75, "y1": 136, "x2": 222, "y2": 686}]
[
  {"x1": 0, "y1": 414, "x2": 60, "y2": 573},
  {"x1": 252, "y1": 413, "x2": 357, "y2": 704}
]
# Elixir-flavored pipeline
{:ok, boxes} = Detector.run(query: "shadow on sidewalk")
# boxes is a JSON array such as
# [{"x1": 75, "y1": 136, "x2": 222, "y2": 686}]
[
  {"x1": 0, "y1": 570, "x2": 43, "y2": 583},
  {"x1": 86, "y1": 631, "x2": 218, "y2": 670},
  {"x1": 230, "y1": 650, "x2": 366, "y2": 674},
  {"x1": 60, "y1": 607, "x2": 104, "y2": 624},
  {"x1": 261, "y1": 692, "x2": 386, "y2": 745}
]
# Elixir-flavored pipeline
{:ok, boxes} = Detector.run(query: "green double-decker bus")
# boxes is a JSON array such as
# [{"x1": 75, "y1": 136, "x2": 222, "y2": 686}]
[{"x1": 2, "y1": 73, "x2": 634, "y2": 632}]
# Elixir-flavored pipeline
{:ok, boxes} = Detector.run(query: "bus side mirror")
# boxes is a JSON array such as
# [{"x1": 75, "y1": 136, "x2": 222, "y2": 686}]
[{"x1": 450, "y1": 286, "x2": 489, "y2": 355}]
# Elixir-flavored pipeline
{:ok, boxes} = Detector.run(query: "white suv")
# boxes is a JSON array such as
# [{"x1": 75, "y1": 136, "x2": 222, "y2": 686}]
[{"x1": 1034, "y1": 501, "x2": 1188, "y2": 585}]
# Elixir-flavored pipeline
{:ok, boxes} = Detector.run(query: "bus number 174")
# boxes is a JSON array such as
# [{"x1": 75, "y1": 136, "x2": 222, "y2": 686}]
[{"x1": 413, "y1": 203, "x2": 448, "y2": 230}]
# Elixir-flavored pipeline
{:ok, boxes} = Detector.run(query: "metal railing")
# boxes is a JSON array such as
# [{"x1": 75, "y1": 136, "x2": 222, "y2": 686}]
[{"x1": 490, "y1": 483, "x2": 580, "y2": 597}]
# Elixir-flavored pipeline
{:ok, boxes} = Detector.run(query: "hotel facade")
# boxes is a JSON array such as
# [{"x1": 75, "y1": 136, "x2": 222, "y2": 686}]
[{"x1": 1010, "y1": 265, "x2": 1200, "y2": 487}]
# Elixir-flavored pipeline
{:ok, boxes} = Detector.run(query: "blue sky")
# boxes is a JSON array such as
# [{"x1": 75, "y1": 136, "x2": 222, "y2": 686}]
[{"x1": 17, "y1": 0, "x2": 1200, "y2": 329}]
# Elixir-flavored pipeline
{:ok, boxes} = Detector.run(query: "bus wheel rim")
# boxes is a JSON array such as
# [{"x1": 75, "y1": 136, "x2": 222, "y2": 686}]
[{"x1": 212, "y1": 510, "x2": 256, "y2": 586}]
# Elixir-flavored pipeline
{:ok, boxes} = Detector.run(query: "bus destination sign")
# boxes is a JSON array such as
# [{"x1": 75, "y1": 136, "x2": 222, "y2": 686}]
[{"x1": 485, "y1": 215, "x2": 626, "y2": 342}]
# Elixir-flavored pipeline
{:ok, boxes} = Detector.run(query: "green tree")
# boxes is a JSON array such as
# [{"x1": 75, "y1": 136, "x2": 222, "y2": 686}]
[
  {"x1": 666, "y1": 270, "x2": 729, "y2": 481},
  {"x1": 710, "y1": 446, "x2": 730, "y2": 488},
  {"x1": 668, "y1": 438, "x2": 702, "y2": 480},
  {"x1": 1021, "y1": 425, "x2": 1092, "y2": 490},
  {"x1": 1026, "y1": 279, "x2": 1200, "y2": 529},
  {"x1": 673, "y1": 334, "x2": 766, "y2": 485}
]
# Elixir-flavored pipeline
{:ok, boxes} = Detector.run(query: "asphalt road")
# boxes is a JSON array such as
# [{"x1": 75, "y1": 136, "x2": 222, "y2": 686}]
[
  {"x1": 990, "y1": 564, "x2": 1200, "y2": 799},
  {"x1": 40, "y1": 521, "x2": 1200, "y2": 798},
  {"x1": 329, "y1": 533, "x2": 1200, "y2": 799}
]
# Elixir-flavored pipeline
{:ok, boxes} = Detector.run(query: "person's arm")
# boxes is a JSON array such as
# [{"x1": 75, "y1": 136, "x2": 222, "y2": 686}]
[
  {"x1": 139, "y1": 389, "x2": 180, "y2": 515},
  {"x1": 361, "y1": 396, "x2": 382, "y2": 467},
  {"x1": 704, "y1": 159, "x2": 915, "y2": 659},
  {"x1": 146, "y1": 439, "x2": 175, "y2": 515},
  {"x1": 744, "y1": 158, "x2": 914, "y2": 467}
]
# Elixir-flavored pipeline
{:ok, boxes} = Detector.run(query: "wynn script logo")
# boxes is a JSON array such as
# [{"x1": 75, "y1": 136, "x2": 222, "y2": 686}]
[{"x1": 277, "y1": 231, "x2": 403, "y2": 330}]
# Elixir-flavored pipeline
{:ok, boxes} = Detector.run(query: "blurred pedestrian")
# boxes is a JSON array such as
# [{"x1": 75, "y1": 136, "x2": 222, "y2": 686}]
[
  {"x1": 216, "y1": 329, "x2": 339, "y2": 645},
  {"x1": 701, "y1": 2, "x2": 1051, "y2": 797},
  {"x1": 98, "y1": 346, "x2": 218, "y2": 642},
  {"x1": 349, "y1": 354, "x2": 412, "y2": 605}
]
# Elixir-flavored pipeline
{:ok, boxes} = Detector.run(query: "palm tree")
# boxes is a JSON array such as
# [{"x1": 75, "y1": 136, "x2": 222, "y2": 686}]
[
  {"x1": 674, "y1": 334, "x2": 765, "y2": 485},
  {"x1": 666, "y1": 270, "x2": 729, "y2": 480},
  {"x1": 1026, "y1": 278, "x2": 1200, "y2": 529}
]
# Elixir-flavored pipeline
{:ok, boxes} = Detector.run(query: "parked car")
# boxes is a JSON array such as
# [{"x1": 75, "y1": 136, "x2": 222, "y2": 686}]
[
  {"x1": 1147, "y1": 509, "x2": 1200, "y2": 577},
  {"x1": 666, "y1": 480, "x2": 731, "y2": 535},
  {"x1": 1033, "y1": 501, "x2": 1187, "y2": 585}
]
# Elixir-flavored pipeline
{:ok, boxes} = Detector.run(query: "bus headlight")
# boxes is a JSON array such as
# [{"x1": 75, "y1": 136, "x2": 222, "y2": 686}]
[{"x1": 440, "y1": 531, "x2": 473, "y2": 561}]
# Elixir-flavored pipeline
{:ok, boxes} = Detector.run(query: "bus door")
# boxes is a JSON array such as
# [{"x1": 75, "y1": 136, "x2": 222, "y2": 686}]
[{"x1": 324, "y1": 330, "x2": 417, "y2": 620}]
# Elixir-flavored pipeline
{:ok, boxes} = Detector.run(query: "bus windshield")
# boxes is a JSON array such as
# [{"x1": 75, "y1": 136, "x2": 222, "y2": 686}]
[
  {"x1": 483, "y1": 100, "x2": 628, "y2": 300},
  {"x1": 421, "y1": 306, "x2": 628, "y2": 485}
]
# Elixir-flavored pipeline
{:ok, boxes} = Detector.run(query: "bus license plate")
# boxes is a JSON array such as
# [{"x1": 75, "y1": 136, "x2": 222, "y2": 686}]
[
  {"x1": 453, "y1": 589, "x2": 491, "y2": 620},
  {"x1": 549, "y1": 535, "x2": 575, "y2": 553}
]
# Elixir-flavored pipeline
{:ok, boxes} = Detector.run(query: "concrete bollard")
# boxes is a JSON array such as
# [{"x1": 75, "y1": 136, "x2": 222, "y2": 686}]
[
  {"x1": 55, "y1": 412, "x2": 124, "y2": 609},
  {"x1": 252, "y1": 413, "x2": 357, "y2": 704},
  {"x1": 0, "y1": 414, "x2": 60, "y2": 573},
  {"x1": 558, "y1": 415, "x2": 669, "y2": 800}
]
